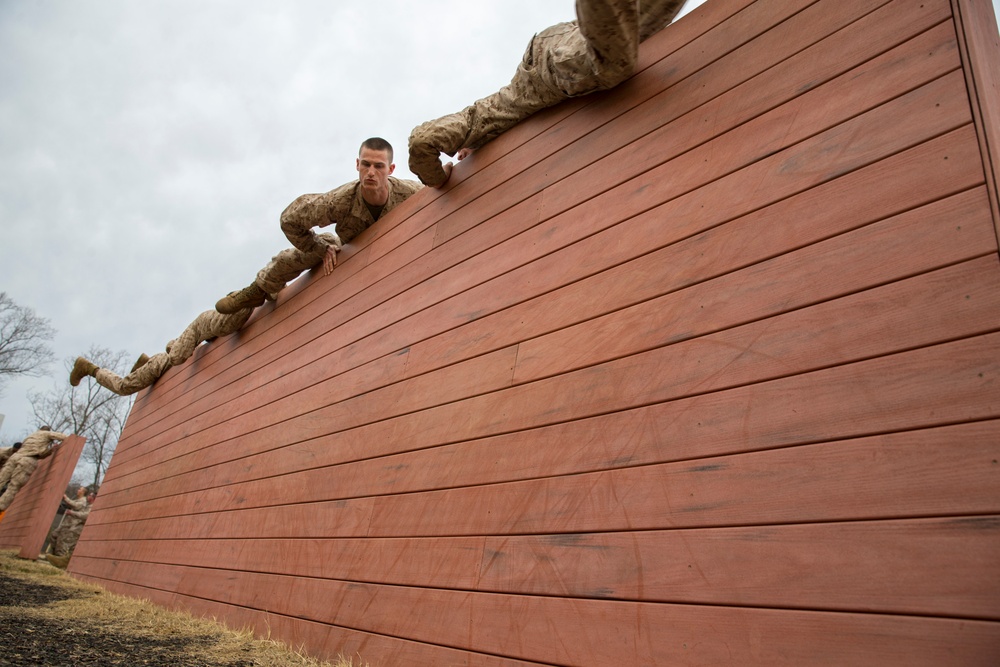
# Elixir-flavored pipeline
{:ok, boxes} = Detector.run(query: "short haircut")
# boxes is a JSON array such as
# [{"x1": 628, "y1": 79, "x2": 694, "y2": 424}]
[{"x1": 360, "y1": 137, "x2": 393, "y2": 164}]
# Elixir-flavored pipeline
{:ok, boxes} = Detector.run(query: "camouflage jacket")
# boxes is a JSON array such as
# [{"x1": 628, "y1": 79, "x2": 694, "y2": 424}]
[
  {"x1": 279, "y1": 176, "x2": 423, "y2": 256},
  {"x1": 18, "y1": 429, "x2": 70, "y2": 458}
]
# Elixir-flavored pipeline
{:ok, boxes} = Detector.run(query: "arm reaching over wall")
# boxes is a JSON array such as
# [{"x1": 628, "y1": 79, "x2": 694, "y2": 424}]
[{"x1": 407, "y1": 0, "x2": 685, "y2": 188}]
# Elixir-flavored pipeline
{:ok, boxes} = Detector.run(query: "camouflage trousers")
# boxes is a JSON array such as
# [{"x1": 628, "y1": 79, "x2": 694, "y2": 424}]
[
  {"x1": 95, "y1": 353, "x2": 173, "y2": 396},
  {"x1": 51, "y1": 519, "x2": 86, "y2": 557},
  {"x1": 167, "y1": 307, "x2": 254, "y2": 365},
  {"x1": 255, "y1": 232, "x2": 341, "y2": 295},
  {"x1": 93, "y1": 307, "x2": 253, "y2": 397},
  {"x1": 0, "y1": 455, "x2": 39, "y2": 511}
]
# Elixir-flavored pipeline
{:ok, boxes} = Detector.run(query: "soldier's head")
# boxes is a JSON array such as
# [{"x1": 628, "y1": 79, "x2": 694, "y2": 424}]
[
  {"x1": 361, "y1": 137, "x2": 393, "y2": 164},
  {"x1": 357, "y1": 137, "x2": 395, "y2": 205}
]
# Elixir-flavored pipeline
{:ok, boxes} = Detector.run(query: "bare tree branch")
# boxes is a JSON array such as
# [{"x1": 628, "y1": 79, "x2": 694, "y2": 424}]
[
  {"x1": 0, "y1": 292, "x2": 56, "y2": 397},
  {"x1": 29, "y1": 347, "x2": 134, "y2": 487}
]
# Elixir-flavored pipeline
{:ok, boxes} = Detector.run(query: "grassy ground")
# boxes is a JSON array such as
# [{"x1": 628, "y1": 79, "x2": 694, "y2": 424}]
[{"x1": 0, "y1": 549, "x2": 367, "y2": 667}]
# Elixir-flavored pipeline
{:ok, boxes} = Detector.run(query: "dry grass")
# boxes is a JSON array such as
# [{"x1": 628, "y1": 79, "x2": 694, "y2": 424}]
[{"x1": 0, "y1": 549, "x2": 369, "y2": 667}]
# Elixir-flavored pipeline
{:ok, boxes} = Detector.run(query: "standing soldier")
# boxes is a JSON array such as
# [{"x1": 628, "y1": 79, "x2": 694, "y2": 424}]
[
  {"x1": 0, "y1": 427, "x2": 71, "y2": 511},
  {"x1": 45, "y1": 491, "x2": 95, "y2": 569},
  {"x1": 41, "y1": 486, "x2": 87, "y2": 555}
]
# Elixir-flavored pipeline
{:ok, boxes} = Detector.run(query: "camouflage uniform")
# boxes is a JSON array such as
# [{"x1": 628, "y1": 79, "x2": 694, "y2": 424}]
[
  {"x1": 93, "y1": 307, "x2": 253, "y2": 396},
  {"x1": 0, "y1": 429, "x2": 70, "y2": 511},
  {"x1": 50, "y1": 499, "x2": 91, "y2": 558},
  {"x1": 255, "y1": 176, "x2": 423, "y2": 295},
  {"x1": 408, "y1": 0, "x2": 685, "y2": 186},
  {"x1": 163, "y1": 307, "x2": 254, "y2": 364},
  {"x1": 0, "y1": 447, "x2": 16, "y2": 471},
  {"x1": 94, "y1": 353, "x2": 174, "y2": 396}
]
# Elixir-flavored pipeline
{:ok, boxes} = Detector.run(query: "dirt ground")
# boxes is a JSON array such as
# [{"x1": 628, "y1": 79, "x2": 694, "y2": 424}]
[{"x1": 0, "y1": 550, "x2": 362, "y2": 667}]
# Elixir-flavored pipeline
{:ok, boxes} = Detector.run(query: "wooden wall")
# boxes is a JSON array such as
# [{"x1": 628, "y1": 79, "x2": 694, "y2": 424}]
[
  {"x1": 71, "y1": 0, "x2": 1000, "y2": 664},
  {"x1": 0, "y1": 435, "x2": 86, "y2": 559}
]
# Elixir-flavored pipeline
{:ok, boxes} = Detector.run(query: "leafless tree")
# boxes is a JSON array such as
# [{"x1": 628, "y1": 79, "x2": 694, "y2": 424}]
[
  {"x1": 29, "y1": 347, "x2": 134, "y2": 488},
  {"x1": 0, "y1": 292, "x2": 56, "y2": 398}
]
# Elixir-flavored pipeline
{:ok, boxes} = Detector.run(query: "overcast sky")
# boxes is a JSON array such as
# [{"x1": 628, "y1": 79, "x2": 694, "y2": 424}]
[{"x1": 0, "y1": 0, "x2": 996, "y2": 454}]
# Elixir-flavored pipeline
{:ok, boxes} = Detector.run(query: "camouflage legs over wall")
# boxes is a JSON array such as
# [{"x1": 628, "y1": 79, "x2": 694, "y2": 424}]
[
  {"x1": 0, "y1": 455, "x2": 40, "y2": 511},
  {"x1": 94, "y1": 353, "x2": 174, "y2": 396}
]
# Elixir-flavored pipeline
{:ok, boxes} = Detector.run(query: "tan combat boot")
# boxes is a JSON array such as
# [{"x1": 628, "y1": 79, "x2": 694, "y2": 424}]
[
  {"x1": 130, "y1": 353, "x2": 150, "y2": 373},
  {"x1": 45, "y1": 554, "x2": 70, "y2": 569},
  {"x1": 69, "y1": 357, "x2": 99, "y2": 386},
  {"x1": 215, "y1": 282, "x2": 266, "y2": 314}
]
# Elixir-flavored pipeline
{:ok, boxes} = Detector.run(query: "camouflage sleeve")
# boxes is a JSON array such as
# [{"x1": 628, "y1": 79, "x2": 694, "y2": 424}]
[
  {"x1": 457, "y1": 32, "x2": 560, "y2": 151},
  {"x1": 67, "y1": 507, "x2": 90, "y2": 520},
  {"x1": 279, "y1": 194, "x2": 331, "y2": 255},
  {"x1": 279, "y1": 181, "x2": 357, "y2": 251},
  {"x1": 385, "y1": 178, "x2": 424, "y2": 211},
  {"x1": 407, "y1": 109, "x2": 474, "y2": 187},
  {"x1": 64, "y1": 495, "x2": 87, "y2": 510},
  {"x1": 638, "y1": 0, "x2": 685, "y2": 41},
  {"x1": 394, "y1": 178, "x2": 425, "y2": 199}
]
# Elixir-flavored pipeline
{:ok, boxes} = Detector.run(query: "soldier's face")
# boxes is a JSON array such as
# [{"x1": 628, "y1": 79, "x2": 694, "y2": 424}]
[{"x1": 357, "y1": 147, "x2": 394, "y2": 197}]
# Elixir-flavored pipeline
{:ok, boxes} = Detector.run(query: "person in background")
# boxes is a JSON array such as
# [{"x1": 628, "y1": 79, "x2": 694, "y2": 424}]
[
  {"x1": 40, "y1": 486, "x2": 88, "y2": 556},
  {"x1": 45, "y1": 490, "x2": 95, "y2": 569}
]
